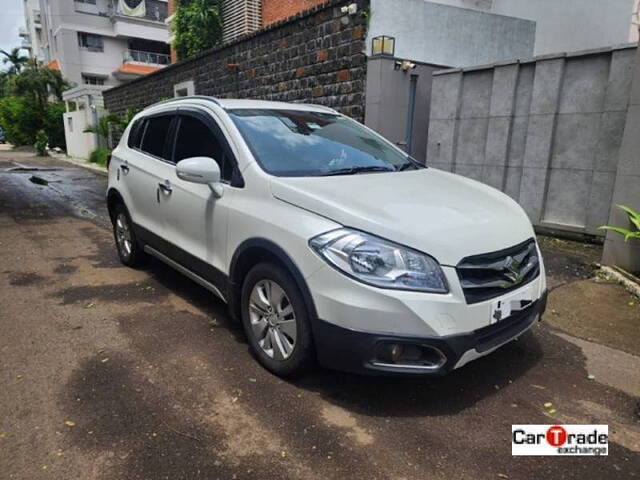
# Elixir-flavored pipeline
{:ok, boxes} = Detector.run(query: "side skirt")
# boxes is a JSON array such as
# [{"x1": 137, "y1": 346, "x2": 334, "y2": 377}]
[
  {"x1": 143, "y1": 245, "x2": 227, "y2": 303},
  {"x1": 133, "y1": 223, "x2": 230, "y2": 304}
]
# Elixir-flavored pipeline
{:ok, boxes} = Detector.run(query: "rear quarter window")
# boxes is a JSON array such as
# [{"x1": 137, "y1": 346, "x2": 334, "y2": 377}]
[
  {"x1": 140, "y1": 115, "x2": 173, "y2": 159},
  {"x1": 127, "y1": 118, "x2": 145, "y2": 149}
]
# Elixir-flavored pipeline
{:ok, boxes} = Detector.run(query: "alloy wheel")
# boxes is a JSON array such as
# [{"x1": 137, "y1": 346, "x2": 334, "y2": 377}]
[
  {"x1": 115, "y1": 213, "x2": 132, "y2": 259},
  {"x1": 248, "y1": 279, "x2": 297, "y2": 360}
]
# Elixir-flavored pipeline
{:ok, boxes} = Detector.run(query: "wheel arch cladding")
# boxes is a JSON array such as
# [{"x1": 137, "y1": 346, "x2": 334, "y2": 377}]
[
  {"x1": 229, "y1": 238, "x2": 318, "y2": 324},
  {"x1": 106, "y1": 188, "x2": 125, "y2": 224}
]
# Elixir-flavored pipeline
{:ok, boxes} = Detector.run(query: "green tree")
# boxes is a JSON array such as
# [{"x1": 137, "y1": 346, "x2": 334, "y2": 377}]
[
  {"x1": 0, "y1": 96, "x2": 67, "y2": 149},
  {"x1": 173, "y1": 0, "x2": 223, "y2": 60},
  {"x1": 13, "y1": 60, "x2": 69, "y2": 107},
  {"x1": 0, "y1": 47, "x2": 28, "y2": 74},
  {"x1": 0, "y1": 96, "x2": 33, "y2": 145},
  {"x1": 43, "y1": 101, "x2": 66, "y2": 149},
  {"x1": 0, "y1": 61, "x2": 69, "y2": 149}
]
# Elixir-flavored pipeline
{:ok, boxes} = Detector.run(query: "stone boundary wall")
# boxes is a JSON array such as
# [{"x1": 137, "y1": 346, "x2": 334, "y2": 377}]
[
  {"x1": 104, "y1": 0, "x2": 369, "y2": 122},
  {"x1": 426, "y1": 44, "x2": 637, "y2": 238}
]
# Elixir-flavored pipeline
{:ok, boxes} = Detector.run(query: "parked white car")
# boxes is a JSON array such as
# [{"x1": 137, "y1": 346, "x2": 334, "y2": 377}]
[{"x1": 107, "y1": 96, "x2": 547, "y2": 377}]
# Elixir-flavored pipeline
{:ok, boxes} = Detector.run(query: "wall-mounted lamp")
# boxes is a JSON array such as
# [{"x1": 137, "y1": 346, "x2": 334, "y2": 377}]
[
  {"x1": 340, "y1": 3, "x2": 358, "y2": 15},
  {"x1": 394, "y1": 60, "x2": 416, "y2": 72},
  {"x1": 371, "y1": 35, "x2": 395, "y2": 57}
]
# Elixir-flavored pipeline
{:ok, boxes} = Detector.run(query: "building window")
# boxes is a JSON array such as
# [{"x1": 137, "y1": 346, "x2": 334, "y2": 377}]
[
  {"x1": 82, "y1": 75, "x2": 104, "y2": 86},
  {"x1": 78, "y1": 32, "x2": 103, "y2": 52}
]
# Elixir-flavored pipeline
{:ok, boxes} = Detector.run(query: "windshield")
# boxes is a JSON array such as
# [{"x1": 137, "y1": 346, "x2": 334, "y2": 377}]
[{"x1": 228, "y1": 109, "x2": 424, "y2": 177}]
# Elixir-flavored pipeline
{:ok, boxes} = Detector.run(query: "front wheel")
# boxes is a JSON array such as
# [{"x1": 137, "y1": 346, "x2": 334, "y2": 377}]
[{"x1": 241, "y1": 263, "x2": 314, "y2": 377}]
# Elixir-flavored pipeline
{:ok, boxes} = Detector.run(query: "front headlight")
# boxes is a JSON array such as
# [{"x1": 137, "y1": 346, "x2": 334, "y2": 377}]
[{"x1": 309, "y1": 228, "x2": 448, "y2": 293}]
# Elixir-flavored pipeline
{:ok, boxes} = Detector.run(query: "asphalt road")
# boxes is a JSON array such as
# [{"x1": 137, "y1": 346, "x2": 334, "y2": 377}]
[{"x1": 1, "y1": 149, "x2": 639, "y2": 479}]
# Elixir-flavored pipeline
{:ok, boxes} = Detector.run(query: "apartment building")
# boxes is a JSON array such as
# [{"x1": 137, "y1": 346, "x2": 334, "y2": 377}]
[
  {"x1": 25, "y1": 0, "x2": 172, "y2": 161},
  {"x1": 19, "y1": 0, "x2": 45, "y2": 61},
  {"x1": 38, "y1": 0, "x2": 170, "y2": 88}
]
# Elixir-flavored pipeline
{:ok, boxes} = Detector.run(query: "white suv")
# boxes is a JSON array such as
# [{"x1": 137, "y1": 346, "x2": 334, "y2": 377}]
[{"x1": 107, "y1": 96, "x2": 547, "y2": 377}]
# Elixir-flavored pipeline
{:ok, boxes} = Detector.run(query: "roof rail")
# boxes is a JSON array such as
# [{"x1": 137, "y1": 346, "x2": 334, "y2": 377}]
[
  {"x1": 151, "y1": 95, "x2": 222, "y2": 108},
  {"x1": 297, "y1": 103, "x2": 338, "y2": 113}
]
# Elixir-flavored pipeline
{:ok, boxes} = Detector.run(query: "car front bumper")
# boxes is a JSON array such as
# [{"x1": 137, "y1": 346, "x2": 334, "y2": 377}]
[{"x1": 311, "y1": 290, "x2": 547, "y2": 376}]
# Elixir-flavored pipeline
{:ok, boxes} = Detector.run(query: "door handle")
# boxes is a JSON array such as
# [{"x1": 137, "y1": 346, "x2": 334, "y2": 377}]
[
  {"x1": 158, "y1": 182, "x2": 172, "y2": 194},
  {"x1": 120, "y1": 164, "x2": 129, "y2": 174}
]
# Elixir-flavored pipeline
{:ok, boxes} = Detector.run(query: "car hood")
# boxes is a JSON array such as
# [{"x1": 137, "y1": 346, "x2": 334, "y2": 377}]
[{"x1": 270, "y1": 168, "x2": 535, "y2": 265}]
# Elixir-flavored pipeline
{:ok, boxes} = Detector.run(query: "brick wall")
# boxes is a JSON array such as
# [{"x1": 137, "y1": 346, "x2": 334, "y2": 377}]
[
  {"x1": 262, "y1": 0, "x2": 327, "y2": 25},
  {"x1": 104, "y1": 0, "x2": 368, "y2": 123},
  {"x1": 167, "y1": 0, "x2": 177, "y2": 63}
]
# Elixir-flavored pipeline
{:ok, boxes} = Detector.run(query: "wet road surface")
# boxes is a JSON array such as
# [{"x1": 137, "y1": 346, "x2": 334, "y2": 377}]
[{"x1": 1, "y1": 150, "x2": 639, "y2": 479}]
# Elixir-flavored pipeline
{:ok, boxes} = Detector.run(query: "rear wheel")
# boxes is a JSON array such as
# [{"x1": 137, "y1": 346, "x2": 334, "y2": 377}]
[
  {"x1": 112, "y1": 203, "x2": 145, "y2": 267},
  {"x1": 241, "y1": 263, "x2": 314, "y2": 377}
]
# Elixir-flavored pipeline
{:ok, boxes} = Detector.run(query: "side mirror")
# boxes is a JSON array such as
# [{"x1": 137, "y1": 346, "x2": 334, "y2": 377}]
[{"x1": 176, "y1": 156, "x2": 223, "y2": 197}]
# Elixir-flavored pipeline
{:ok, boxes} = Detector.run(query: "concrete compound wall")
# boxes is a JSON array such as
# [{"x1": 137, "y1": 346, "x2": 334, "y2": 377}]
[
  {"x1": 63, "y1": 110, "x2": 96, "y2": 160},
  {"x1": 365, "y1": 57, "x2": 446, "y2": 161},
  {"x1": 420, "y1": 0, "x2": 637, "y2": 56},
  {"x1": 104, "y1": 0, "x2": 368, "y2": 122},
  {"x1": 366, "y1": 0, "x2": 535, "y2": 68},
  {"x1": 426, "y1": 45, "x2": 637, "y2": 238}
]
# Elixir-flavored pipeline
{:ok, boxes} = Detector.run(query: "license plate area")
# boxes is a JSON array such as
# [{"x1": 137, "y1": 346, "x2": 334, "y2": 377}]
[{"x1": 490, "y1": 285, "x2": 534, "y2": 324}]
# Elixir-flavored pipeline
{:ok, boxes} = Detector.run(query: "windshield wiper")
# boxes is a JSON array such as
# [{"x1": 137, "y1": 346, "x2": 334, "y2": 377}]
[
  {"x1": 397, "y1": 157, "x2": 427, "y2": 171},
  {"x1": 321, "y1": 165, "x2": 395, "y2": 176}
]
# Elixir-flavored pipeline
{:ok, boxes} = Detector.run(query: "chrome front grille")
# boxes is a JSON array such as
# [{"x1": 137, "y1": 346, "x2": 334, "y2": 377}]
[{"x1": 456, "y1": 238, "x2": 540, "y2": 304}]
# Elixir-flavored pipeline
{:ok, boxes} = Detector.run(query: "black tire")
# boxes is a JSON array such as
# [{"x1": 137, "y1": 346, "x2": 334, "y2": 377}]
[
  {"x1": 241, "y1": 262, "x2": 314, "y2": 377},
  {"x1": 112, "y1": 203, "x2": 146, "y2": 267}
]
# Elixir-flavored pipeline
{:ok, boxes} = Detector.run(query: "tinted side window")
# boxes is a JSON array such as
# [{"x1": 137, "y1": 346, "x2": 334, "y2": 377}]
[
  {"x1": 174, "y1": 116, "x2": 233, "y2": 181},
  {"x1": 127, "y1": 118, "x2": 144, "y2": 148},
  {"x1": 140, "y1": 115, "x2": 173, "y2": 159}
]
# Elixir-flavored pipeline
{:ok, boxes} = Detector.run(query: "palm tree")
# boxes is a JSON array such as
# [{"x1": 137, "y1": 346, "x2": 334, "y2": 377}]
[
  {"x1": 83, "y1": 114, "x2": 120, "y2": 140},
  {"x1": 0, "y1": 48, "x2": 28, "y2": 74},
  {"x1": 84, "y1": 108, "x2": 138, "y2": 137}
]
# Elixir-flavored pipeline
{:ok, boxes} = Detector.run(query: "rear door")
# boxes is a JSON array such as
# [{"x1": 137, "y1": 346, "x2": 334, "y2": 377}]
[{"x1": 123, "y1": 111, "x2": 176, "y2": 243}]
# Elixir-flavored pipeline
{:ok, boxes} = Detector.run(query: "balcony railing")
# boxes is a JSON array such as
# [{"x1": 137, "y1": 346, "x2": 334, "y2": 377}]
[
  {"x1": 115, "y1": 0, "x2": 168, "y2": 22},
  {"x1": 124, "y1": 49, "x2": 170, "y2": 65}
]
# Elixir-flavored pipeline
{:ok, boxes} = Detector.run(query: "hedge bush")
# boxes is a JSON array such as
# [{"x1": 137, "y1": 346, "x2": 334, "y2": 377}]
[{"x1": 34, "y1": 129, "x2": 48, "y2": 156}]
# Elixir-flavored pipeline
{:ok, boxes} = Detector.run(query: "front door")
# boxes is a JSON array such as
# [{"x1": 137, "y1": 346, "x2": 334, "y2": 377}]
[{"x1": 158, "y1": 108, "x2": 239, "y2": 289}]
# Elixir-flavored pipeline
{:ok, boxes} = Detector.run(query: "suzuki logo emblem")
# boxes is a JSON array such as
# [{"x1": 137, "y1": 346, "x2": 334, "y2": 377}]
[{"x1": 503, "y1": 256, "x2": 523, "y2": 284}]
